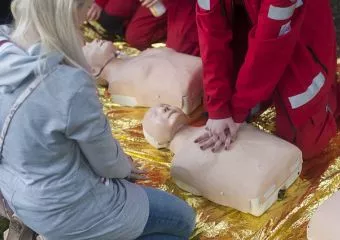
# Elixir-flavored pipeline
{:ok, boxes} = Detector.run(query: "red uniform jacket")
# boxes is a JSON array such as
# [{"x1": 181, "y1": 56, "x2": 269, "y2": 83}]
[{"x1": 197, "y1": 0, "x2": 337, "y2": 126}]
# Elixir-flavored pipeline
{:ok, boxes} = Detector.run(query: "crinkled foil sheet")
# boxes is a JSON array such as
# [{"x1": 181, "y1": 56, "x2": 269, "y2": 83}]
[
  {"x1": 100, "y1": 86, "x2": 340, "y2": 240},
  {"x1": 91, "y1": 26, "x2": 340, "y2": 239}
]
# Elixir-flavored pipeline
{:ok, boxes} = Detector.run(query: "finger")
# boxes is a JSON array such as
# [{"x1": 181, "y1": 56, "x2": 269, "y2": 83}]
[
  {"x1": 140, "y1": 0, "x2": 148, "y2": 7},
  {"x1": 87, "y1": 6, "x2": 94, "y2": 18},
  {"x1": 89, "y1": 12, "x2": 96, "y2": 21},
  {"x1": 87, "y1": 11, "x2": 93, "y2": 21},
  {"x1": 194, "y1": 132, "x2": 210, "y2": 143},
  {"x1": 146, "y1": 0, "x2": 158, "y2": 8},
  {"x1": 132, "y1": 168, "x2": 146, "y2": 175},
  {"x1": 87, "y1": 10, "x2": 91, "y2": 20},
  {"x1": 224, "y1": 135, "x2": 232, "y2": 150},
  {"x1": 229, "y1": 124, "x2": 239, "y2": 141},
  {"x1": 129, "y1": 173, "x2": 147, "y2": 180},
  {"x1": 89, "y1": 10, "x2": 97, "y2": 21},
  {"x1": 197, "y1": 133, "x2": 214, "y2": 145},
  {"x1": 231, "y1": 134, "x2": 237, "y2": 143},
  {"x1": 134, "y1": 162, "x2": 142, "y2": 168},
  {"x1": 224, "y1": 127, "x2": 231, "y2": 141},
  {"x1": 197, "y1": 136, "x2": 214, "y2": 145},
  {"x1": 200, "y1": 138, "x2": 216, "y2": 150},
  {"x1": 212, "y1": 140, "x2": 224, "y2": 153},
  {"x1": 94, "y1": 11, "x2": 99, "y2": 21},
  {"x1": 230, "y1": 125, "x2": 240, "y2": 142},
  {"x1": 96, "y1": 9, "x2": 102, "y2": 20},
  {"x1": 217, "y1": 131, "x2": 227, "y2": 143}
]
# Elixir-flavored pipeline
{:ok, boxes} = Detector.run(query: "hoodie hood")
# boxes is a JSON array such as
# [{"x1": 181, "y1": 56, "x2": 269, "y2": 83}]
[{"x1": 0, "y1": 25, "x2": 63, "y2": 93}]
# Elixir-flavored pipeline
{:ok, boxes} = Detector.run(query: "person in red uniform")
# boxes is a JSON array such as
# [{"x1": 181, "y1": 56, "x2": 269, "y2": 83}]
[
  {"x1": 87, "y1": 0, "x2": 167, "y2": 50},
  {"x1": 87, "y1": 0, "x2": 199, "y2": 56},
  {"x1": 195, "y1": 0, "x2": 339, "y2": 159}
]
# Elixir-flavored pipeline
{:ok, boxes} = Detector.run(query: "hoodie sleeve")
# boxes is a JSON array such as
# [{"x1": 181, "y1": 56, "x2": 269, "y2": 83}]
[{"x1": 65, "y1": 72, "x2": 131, "y2": 179}]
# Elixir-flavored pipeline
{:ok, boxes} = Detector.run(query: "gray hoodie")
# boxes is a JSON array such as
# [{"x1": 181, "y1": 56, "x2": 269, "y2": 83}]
[{"x1": 0, "y1": 25, "x2": 148, "y2": 240}]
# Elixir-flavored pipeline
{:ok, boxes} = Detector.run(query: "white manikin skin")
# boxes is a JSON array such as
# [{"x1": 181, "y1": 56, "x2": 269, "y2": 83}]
[
  {"x1": 142, "y1": 104, "x2": 303, "y2": 216},
  {"x1": 307, "y1": 190, "x2": 340, "y2": 240},
  {"x1": 83, "y1": 41, "x2": 203, "y2": 115}
]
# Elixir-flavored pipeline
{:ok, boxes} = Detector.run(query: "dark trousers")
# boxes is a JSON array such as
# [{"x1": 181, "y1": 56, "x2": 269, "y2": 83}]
[{"x1": 0, "y1": 0, "x2": 13, "y2": 24}]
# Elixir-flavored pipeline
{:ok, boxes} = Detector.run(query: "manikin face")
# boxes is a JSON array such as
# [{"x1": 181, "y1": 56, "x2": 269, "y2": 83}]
[
  {"x1": 143, "y1": 104, "x2": 188, "y2": 148},
  {"x1": 83, "y1": 40, "x2": 116, "y2": 70}
]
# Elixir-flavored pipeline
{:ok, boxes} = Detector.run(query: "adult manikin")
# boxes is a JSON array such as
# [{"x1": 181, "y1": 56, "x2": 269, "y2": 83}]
[
  {"x1": 142, "y1": 104, "x2": 303, "y2": 216},
  {"x1": 83, "y1": 40, "x2": 202, "y2": 114},
  {"x1": 307, "y1": 190, "x2": 340, "y2": 240}
]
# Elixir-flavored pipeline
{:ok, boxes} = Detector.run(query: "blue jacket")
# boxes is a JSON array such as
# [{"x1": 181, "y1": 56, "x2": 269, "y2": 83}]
[{"x1": 0, "y1": 26, "x2": 148, "y2": 240}]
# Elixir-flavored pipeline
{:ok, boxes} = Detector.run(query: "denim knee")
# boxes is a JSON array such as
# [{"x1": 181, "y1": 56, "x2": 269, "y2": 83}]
[{"x1": 178, "y1": 202, "x2": 196, "y2": 238}]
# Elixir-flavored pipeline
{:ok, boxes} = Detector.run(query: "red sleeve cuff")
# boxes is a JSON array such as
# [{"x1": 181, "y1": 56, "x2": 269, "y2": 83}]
[
  {"x1": 232, "y1": 107, "x2": 249, "y2": 123},
  {"x1": 207, "y1": 106, "x2": 232, "y2": 119},
  {"x1": 204, "y1": 95, "x2": 232, "y2": 119}
]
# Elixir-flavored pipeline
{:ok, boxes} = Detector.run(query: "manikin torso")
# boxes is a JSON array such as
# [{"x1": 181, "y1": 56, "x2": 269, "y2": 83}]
[
  {"x1": 167, "y1": 124, "x2": 303, "y2": 216},
  {"x1": 102, "y1": 48, "x2": 203, "y2": 114},
  {"x1": 307, "y1": 190, "x2": 340, "y2": 240}
]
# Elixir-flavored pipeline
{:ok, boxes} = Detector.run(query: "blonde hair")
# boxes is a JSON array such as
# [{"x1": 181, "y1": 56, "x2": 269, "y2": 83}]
[{"x1": 10, "y1": 0, "x2": 89, "y2": 70}]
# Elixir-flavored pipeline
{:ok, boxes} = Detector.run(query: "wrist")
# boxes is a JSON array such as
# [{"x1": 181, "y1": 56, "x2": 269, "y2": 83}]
[
  {"x1": 207, "y1": 109, "x2": 232, "y2": 119},
  {"x1": 232, "y1": 107, "x2": 249, "y2": 123}
]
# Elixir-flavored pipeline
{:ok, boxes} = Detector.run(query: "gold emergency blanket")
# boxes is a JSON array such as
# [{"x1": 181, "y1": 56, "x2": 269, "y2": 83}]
[
  {"x1": 85, "y1": 25, "x2": 340, "y2": 239},
  {"x1": 99, "y1": 87, "x2": 340, "y2": 240}
]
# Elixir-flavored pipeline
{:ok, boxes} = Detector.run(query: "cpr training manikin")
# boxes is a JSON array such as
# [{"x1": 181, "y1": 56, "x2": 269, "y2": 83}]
[
  {"x1": 83, "y1": 40, "x2": 202, "y2": 114},
  {"x1": 142, "y1": 104, "x2": 303, "y2": 216},
  {"x1": 307, "y1": 190, "x2": 340, "y2": 240}
]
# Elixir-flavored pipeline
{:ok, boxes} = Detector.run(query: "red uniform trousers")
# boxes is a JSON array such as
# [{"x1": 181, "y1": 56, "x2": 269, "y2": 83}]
[
  {"x1": 249, "y1": 82, "x2": 338, "y2": 160},
  {"x1": 96, "y1": 0, "x2": 199, "y2": 55},
  {"x1": 275, "y1": 85, "x2": 338, "y2": 160},
  {"x1": 125, "y1": 5, "x2": 167, "y2": 50},
  {"x1": 97, "y1": 0, "x2": 167, "y2": 50},
  {"x1": 166, "y1": 0, "x2": 200, "y2": 56}
]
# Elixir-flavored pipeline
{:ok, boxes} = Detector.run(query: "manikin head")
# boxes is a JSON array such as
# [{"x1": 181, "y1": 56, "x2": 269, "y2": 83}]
[
  {"x1": 83, "y1": 40, "x2": 116, "y2": 73},
  {"x1": 142, "y1": 104, "x2": 189, "y2": 149}
]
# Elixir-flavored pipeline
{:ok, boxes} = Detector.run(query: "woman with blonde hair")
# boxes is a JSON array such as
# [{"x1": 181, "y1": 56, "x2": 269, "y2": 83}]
[{"x1": 0, "y1": 0, "x2": 195, "y2": 239}]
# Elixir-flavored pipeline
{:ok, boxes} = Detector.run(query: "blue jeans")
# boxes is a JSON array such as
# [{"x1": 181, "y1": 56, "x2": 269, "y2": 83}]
[{"x1": 136, "y1": 187, "x2": 196, "y2": 240}]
